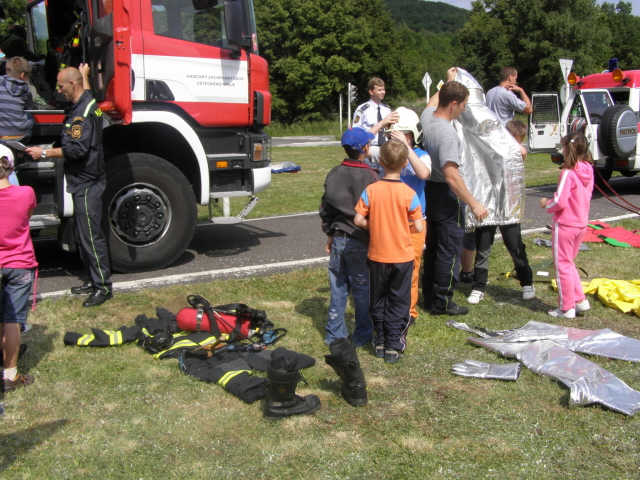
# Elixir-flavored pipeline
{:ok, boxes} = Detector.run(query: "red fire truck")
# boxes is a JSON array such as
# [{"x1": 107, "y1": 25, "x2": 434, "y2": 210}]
[
  {"x1": 12, "y1": 0, "x2": 271, "y2": 272},
  {"x1": 529, "y1": 66, "x2": 639, "y2": 187}
]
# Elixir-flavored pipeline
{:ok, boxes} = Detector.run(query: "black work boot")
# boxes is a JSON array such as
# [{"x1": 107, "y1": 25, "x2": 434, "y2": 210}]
[
  {"x1": 325, "y1": 338, "x2": 368, "y2": 407},
  {"x1": 262, "y1": 357, "x2": 321, "y2": 420}
]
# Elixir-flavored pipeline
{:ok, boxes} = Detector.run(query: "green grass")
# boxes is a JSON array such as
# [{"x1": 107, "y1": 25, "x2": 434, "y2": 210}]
[
  {"x1": 3, "y1": 218, "x2": 640, "y2": 479},
  {"x1": 265, "y1": 119, "x2": 342, "y2": 137}
]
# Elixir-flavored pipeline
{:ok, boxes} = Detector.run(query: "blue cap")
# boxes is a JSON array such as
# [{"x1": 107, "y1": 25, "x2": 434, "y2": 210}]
[{"x1": 341, "y1": 128, "x2": 375, "y2": 153}]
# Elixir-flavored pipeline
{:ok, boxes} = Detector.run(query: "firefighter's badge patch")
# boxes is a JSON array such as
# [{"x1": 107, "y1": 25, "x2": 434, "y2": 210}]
[
  {"x1": 354, "y1": 115, "x2": 361, "y2": 124},
  {"x1": 71, "y1": 124, "x2": 83, "y2": 139}
]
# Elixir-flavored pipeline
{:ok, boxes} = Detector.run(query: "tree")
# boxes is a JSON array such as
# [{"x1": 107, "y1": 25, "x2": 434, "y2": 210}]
[
  {"x1": 601, "y1": 1, "x2": 640, "y2": 70},
  {"x1": 0, "y1": 0, "x2": 27, "y2": 35},
  {"x1": 458, "y1": 0, "x2": 611, "y2": 93},
  {"x1": 255, "y1": 0, "x2": 407, "y2": 122}
]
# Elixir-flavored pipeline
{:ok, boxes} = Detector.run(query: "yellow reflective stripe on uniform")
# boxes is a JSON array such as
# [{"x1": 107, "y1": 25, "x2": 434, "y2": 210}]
[
  {"x1": 83, "y1": 99, "x2": 97, "y2": 118},
  {"x1": 104, "y1": 330, "x2": 123, "y2": 345},
  {"x1": 78, "y1": 334, "x2": 96, "y2": 345},
  {"x1": 65, "y1": 123, "x2": 71, "y2": 127},
  {"x1": 218, "y1": 370, "x2": 252, "y2": 388},
  {"x1": 152, "y1": 335, "x2": 218, "y2": 359}
]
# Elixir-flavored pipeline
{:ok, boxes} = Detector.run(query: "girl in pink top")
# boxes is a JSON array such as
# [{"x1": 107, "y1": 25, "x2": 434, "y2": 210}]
[
  {"x1": 540, "y1": 132, "x2": 594, "y2": 319},
  {"x1": 0, "y1": 145, "x2": 37, "y2": 392}
]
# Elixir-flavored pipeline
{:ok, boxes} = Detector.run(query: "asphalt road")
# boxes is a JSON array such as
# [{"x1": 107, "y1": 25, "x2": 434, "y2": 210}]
[{"x1": 34, "y1": 138, "x2": 640, "y2": 299}]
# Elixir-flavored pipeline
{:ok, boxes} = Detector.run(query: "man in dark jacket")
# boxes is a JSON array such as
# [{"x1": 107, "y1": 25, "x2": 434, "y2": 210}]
[{"x1": 25, "y1": 64, "x2": 112, "y2": 307}]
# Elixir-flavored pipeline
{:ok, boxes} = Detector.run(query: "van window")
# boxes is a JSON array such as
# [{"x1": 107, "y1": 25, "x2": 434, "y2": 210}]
[
  {"x1": 152, "y1": 0, "x2": 228, "y2": 49},
  {"x1": 582, "y1": 92, "x2": 613, "y2": 118}
]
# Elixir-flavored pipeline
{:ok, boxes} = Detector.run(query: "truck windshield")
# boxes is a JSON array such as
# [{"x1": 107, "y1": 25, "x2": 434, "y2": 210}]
[
  {"x1": 152, "y1": 0, "x2": 229, "y2": 48},
  {"x1": 582, "y1": 91, "x2": 613, "y2": 119},
  {"x1": 28, "y1": 1, "x2": 49, "y2": 57}
]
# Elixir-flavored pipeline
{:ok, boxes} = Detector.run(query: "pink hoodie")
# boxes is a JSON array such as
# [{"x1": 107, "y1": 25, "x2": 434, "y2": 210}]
[{"x1": 545, "y1": 161, "x2": 594, "y2": 227}]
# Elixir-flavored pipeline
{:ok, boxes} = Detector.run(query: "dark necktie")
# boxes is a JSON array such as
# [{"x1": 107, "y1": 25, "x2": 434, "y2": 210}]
[{"x1": 377, "y1": 106, "x2": 384, "y2": 146}]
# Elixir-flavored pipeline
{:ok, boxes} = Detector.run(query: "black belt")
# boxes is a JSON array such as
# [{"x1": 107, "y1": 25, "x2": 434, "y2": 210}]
[{"x1": 332, "y1": 229, "x2": 349, "y2": 238}]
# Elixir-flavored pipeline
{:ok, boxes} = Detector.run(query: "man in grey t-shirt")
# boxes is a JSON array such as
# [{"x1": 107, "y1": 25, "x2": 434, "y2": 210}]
[
  {"x1": 420, "y1": 67, "x2": 488, "y2": 316},
  {"x1": 485, "y1": 67, "x2": 532, "y2": 126}
]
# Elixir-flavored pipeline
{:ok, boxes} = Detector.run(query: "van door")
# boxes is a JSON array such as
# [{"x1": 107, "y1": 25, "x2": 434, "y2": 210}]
[{"x1": 528, "y1": 92, "x2": 561, "y2": 153}]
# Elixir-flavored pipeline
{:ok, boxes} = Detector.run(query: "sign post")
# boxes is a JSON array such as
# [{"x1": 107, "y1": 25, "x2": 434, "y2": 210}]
[
  {"x1": 559, "y1": 59, "x2": 573, "y2": 105},
  {"x1": 422, "y1": 72, "x2": 432, "y2": 103}
]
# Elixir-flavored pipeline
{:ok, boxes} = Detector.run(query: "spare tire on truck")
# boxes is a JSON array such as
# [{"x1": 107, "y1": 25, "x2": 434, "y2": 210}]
[
  {"x1": 105, "y1": 153, "x2": 197, "y2": 273},
  {"x1": 597, "y1": 104, "x2": 638, "y2": 158}
]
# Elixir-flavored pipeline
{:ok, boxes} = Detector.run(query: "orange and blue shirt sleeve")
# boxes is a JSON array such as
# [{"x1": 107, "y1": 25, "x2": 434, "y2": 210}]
[{"x1": 355, "y1": 188, "x2": 370, "y2": 217}]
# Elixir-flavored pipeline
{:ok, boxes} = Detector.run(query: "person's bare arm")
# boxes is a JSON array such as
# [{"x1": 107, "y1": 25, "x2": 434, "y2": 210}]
[
  {"x1": 389, "y1": 131, "x2": 430, "y2": 179},
  {"x1": 79, "y1": 63, "x2": 91, "y2": 90},
  {"x1": 24, "y1": 146, "x2": 63, "y2": 160},
  {"x1": 354, "y1": 213, "x2": 369, "y2": 229},
  {"x1": 410, "y1": 218, "x2": 424, "y2": 233},
  {"x1": 369, "y1": 111, "x2": 400, "y2": 136},
  {"x1": 442, "y1": 162, "x2": 488, "y2": 221},
  {"x1": 506, "y1": 84, "x2": 532, "y2": 115}
]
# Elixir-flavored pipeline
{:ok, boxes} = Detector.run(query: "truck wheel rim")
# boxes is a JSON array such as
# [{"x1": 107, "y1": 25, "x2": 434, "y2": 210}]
[{"x1": 109, "y1": 183, "x2": 171, "y2": 246}]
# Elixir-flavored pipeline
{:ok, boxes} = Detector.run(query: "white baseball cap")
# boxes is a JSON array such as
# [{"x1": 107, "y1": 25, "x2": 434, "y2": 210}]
[{"x1": 0, "y1": 144, "x2": 15, "y2": 170}]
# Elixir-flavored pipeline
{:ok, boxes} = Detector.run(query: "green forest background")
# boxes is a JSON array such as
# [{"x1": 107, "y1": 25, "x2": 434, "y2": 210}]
[{"x1": 2, "y1": 0, "x2": 639, "y2": 123}]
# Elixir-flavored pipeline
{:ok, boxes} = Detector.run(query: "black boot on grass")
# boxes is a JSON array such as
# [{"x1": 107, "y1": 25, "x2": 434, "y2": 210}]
[
  {"x1": 262, "y1": 357, "x2": 321, "y2": 420},
  {"x1": 325, "y1": 338, "x2": 368, "y2": 407}
]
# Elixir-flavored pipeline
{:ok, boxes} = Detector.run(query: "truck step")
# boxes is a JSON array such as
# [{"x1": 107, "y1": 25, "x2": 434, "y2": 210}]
[
  {"x1": 29, "y1": 214, "x2": 60, "y2": 229},
  {"x1": 209, "y1": 196, "x2": 259, "y2": 225}
]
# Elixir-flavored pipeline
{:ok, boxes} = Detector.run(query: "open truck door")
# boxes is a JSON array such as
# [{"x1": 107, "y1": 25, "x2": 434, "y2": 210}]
[
  {"x1": 88, "y1": 0, "x2": 132, "y2": 124},
  {"x1": 528, "y1": 92, "x2": 561, "y2": 153}
]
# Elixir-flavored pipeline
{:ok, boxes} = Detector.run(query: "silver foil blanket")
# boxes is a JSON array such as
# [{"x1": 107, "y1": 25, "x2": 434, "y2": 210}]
[
  {"x1": 451, "y1": 68, "x2": 526, "y2": 231},
  {"x1": 465, "y1": 325, "x2": 640, "y2": 415}
]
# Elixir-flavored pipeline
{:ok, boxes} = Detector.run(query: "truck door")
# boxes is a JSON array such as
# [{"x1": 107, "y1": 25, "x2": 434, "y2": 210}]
[
  {"x1": 528, "y1": 92, "x2": 561, "y2": 153},
  {"x1": 88, "y1": 0, "x2": 132, "y2": 124}
]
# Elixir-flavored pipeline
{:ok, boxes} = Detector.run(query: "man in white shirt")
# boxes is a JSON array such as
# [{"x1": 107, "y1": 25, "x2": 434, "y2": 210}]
[{"x1": 352, "y1": 77, "x2": 391, "y2": 163}]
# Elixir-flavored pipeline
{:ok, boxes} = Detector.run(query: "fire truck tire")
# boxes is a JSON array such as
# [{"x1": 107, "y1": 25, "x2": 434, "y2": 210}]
[
  {"x1": 104, "y1": 153, "x2": 197, "y2": 273},
  {"x1": 597, "y1": 105, "x2": 637, "y2": 158}
]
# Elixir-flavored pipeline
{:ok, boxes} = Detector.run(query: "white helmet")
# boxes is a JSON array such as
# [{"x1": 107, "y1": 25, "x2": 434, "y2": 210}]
[{"x1": 386, "y1": 107, "x2": 422, "y2": 143}]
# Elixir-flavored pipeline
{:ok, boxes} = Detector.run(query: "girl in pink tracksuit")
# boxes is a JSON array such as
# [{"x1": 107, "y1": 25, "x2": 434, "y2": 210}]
[{"x1": 540, "y1": 132, "x2": 594, "y2": 319}]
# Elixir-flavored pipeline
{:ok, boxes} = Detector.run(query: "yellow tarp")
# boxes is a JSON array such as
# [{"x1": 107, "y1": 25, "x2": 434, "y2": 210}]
[{"x1": 552, "y1": 278, "x2": 640, "y2": 317}]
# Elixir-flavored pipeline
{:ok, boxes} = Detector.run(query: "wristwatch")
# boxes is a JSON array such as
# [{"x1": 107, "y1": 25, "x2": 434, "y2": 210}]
[{"x1": 41, "y1": 149, "x2": 47, "y2": 159}]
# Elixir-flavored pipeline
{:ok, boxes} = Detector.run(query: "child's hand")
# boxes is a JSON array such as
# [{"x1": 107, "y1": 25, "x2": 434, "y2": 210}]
[
  {"x1": 540, "y1": 198, "x2": 548, "y2": 209},
  {"x1": 389, "y1": 130, "x2": 407, "y2": 144}
]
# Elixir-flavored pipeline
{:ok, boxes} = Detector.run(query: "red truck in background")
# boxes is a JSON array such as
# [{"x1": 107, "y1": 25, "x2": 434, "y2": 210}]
[
  {"x1": 528, "y1": 65, "x2": 639, "y2": 188},
  {"x1": 12, "y1": 0, "x2": 271, "y2": 272}
]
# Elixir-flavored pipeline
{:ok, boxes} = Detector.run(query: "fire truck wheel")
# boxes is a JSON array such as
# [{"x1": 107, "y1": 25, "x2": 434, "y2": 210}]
[
  {"x1": 104, "y1": 153, "x2": 197, "y2": 273},
  {"x1": 597, "y1": 105, "x2": 637, "y2": 158}
]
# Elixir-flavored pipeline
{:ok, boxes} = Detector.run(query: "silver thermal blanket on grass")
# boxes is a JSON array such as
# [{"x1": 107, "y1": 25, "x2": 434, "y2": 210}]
[
  {"x1": 449, "y1": 320, "x2": 640, "y2": 415},
  {"x1": 450, "y1": 68, "x2": 525, "y2": 231}
]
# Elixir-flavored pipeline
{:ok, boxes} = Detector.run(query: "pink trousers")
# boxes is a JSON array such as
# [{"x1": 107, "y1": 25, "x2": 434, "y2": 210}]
[{"x1": 552, "y1": 222, "x2": 587, "y2": 311}]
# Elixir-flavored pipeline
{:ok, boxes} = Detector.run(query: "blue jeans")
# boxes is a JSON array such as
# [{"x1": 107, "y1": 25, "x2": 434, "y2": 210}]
[
  {"x1": 325, "y1": 235, "x2": 373, "y2": 346},
  {"x1": 0, "y1": 268, "x2": 35, "y2": 323}
]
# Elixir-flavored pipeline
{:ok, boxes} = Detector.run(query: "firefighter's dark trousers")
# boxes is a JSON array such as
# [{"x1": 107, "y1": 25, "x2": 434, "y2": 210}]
[
  {"x1": 72, "y1": 180, "x2": 112, "y2": 294},
  {"x1": 422, "y1": 181, "x2": 465, "y2": 311}
]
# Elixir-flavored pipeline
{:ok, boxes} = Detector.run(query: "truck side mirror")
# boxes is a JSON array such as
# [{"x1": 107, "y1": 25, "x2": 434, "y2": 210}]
[{"x1": 224, "y1": 0, "x2": 244, "y2": 52}]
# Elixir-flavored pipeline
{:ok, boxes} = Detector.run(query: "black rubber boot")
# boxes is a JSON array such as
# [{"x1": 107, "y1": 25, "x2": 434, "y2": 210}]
[
  {"x1": 262, "y1": 357, "x2": 321, "y2": 419},
  {"x1": 325, "y1": 338, "x2": 368, "y2": 407}
]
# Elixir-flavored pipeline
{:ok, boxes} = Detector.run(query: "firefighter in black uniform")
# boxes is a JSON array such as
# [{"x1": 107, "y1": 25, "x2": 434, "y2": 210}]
[{"x1": 26, "y1": 64, "x2": 113, "y2": 307}]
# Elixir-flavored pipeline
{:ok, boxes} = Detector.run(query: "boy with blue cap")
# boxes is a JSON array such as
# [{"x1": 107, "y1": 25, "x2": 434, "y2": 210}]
[{"x1": 319, "y1": 127, "x2": 380, "y2": 347}]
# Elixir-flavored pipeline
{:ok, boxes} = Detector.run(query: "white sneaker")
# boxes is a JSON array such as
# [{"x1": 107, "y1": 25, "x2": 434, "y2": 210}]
[
  {"x1": 576, "y1": 299, "x2": 591, "y2": 313},
  {"x1": 467, "y1": 290, "x2": 485, "y2": 305},
  {"x1": 548, "y1": 307, "x2": 576, "y2": 319},
  {"x1": 522, "y1": 285, "x2": 536, "y2": 301}
]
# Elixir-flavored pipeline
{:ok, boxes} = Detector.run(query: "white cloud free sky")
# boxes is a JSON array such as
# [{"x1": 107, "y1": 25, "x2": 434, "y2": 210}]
[{"x1": 429, "y1": 0, "x2": 640, "y2": 17}]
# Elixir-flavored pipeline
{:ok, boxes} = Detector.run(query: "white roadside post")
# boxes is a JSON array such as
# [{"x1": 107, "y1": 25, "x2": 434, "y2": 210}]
[
  {"x1": 339, "y1": 93, "x2": 343, "y2": 133},
  {"x1": 422, "y1": 72, "x2": 432, "y2": 104}
]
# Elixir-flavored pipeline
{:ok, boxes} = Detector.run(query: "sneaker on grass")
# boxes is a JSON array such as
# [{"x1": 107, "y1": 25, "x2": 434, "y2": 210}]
[
  {"x1": 467, "y1": 290, "x2": 484, "y2": 305},
  {"x1": 548, "y1": 307, "x2": 576, "y2": 319},
  {"x1": 522, "y1": 285, "x2": 536, "y2": 301},
  {"x1": 576, "y1": 299, "x2": 591, "y2": 313}
]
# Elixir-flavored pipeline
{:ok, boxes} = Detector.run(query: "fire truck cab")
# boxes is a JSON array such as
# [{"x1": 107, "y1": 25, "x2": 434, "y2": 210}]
[
  {"x1": 4, "y1": 0, "x2": 271, "y2": 272},
  {"x1": 529, "y1": 67, "x2": 639, "y2": 186}
]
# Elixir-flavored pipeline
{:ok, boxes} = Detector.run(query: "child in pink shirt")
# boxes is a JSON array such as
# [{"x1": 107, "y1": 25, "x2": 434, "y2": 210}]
[
  {"x1": 540, "y1": 132, "x2": 594, "y2": 319},
  {"x1": 0, "y1": 144, "x2": 37, "y2": 392}
]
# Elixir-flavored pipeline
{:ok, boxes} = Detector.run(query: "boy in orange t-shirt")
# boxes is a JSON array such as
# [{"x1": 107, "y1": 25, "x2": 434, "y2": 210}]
[{"x1": 354, "y1": 139, "x2": 423, "y2": 363}]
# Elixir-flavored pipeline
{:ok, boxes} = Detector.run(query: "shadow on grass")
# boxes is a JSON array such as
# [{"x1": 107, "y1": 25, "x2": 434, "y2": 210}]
[
  {"x1": 0, "y1": 419, "x2": 70, "y2": 472},
  {"x1": 21, "y1": 323, "x2": 58, "y2": 376},
  {"x1": 296, "y1": 291, "x2": 362, "y2": 344}
]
